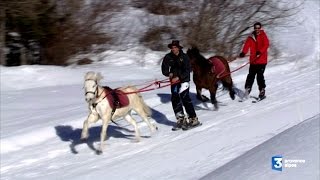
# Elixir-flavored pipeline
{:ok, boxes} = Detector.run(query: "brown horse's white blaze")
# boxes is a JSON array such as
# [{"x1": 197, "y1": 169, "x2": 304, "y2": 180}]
[{"x1": 82, "y1": 71, "x2": 158, "y2": 153}]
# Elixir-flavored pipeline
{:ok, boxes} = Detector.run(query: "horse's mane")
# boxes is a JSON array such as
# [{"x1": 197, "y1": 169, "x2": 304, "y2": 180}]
[
  {"x1": 187, "y1": 47, "x2": 211, "y2": 70},
  {"x1": 84, "y1": 71, "x2": 103, "y2": 83}
]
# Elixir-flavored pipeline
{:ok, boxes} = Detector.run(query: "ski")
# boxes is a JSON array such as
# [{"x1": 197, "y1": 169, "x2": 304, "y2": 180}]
[
  {"x1": 182, "y1": 123, "x2": 202, "y2": 131},
  {"x1": 252, "y1": 96, "x2": 266, "y2": 103},
  {"x1": 239, "y1": 95, "x2": 265, "y2": 103},
  {"x1": 172, "y1": 126, "x2": 182, "y2": 131},
  {"x1": 238, "y1": 96, "x2": 251, "y2": 102},
  {"x1": 172, "y1": 123, "x2": 203, "y2": 131}
]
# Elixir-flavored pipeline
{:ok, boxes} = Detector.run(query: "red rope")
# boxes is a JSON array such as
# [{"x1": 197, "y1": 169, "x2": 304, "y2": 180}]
[
  {"x1": 110, "y1": 57, "x2": 253, "y2": 94},
  {"x1": 217, "y1": 61, "x2": 250, "y2": 79},
  {"x1": 124, "y1": 58, "x2": 249, "y2": 94},
  {"x1": 216, "y1": 56, "x2": 258, "y2": 79},
  {"x1": 122, "y1": 78, "x2": 179, "y2": 95}
]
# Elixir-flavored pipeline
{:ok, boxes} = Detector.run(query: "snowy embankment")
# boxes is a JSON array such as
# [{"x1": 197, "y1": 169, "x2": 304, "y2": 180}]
[{"x1": 201, "y1": 114, "x2": 319, "y2": 180}]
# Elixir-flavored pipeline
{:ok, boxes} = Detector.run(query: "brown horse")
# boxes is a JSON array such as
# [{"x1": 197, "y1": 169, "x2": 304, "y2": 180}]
[{"x1": 187, "y1": 47, "x2": 236, "y2": 110}]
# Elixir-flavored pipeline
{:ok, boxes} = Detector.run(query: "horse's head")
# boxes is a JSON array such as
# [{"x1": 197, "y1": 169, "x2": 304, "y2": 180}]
[
  {"x1": 84, "y1": 71, "x2": 103, "y2": 103},
  {"x1": 187, "y1": 47, "x2": 200, "y2": 60},
  {"x1": 187, "y1": 47, "x2": 200, "y2": 70},
  {"x1": 187, "y1": 47, "x2": 210, "y2": 71}
]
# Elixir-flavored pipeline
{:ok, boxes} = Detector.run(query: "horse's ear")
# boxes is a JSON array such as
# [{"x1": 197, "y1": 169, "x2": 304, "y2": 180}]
[
  {"x1": 85, "y1": 71, "x2": 93, "y2": 80},
  {"x1": 96, "y1": 72, "x2": 103, "y2": 81},
  {"x1": 193, "y1": 47, "x2": 200, "y2": 54}
]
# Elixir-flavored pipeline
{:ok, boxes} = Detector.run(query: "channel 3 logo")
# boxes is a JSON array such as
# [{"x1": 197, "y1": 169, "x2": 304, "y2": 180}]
[{"x1": 272, "y1": 155, "x2": 283, "y2": 171}]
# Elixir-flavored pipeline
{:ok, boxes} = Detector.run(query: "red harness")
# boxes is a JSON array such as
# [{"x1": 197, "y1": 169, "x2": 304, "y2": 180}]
[
  {"x1": 208, "y1": 57, "x2": 227, "y2": 78},
  {"x1": 103, "y1": 86, "x2": 129, "y2": 109}
]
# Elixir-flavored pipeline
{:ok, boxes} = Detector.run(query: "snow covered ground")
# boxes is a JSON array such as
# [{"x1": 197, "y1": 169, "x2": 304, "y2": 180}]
[
  {"x1": 1, "y1": 1, "x2": 319, "y2": 180},
  {"x1": 201, "y1": 114, "x2": 319, "y2": 180}
]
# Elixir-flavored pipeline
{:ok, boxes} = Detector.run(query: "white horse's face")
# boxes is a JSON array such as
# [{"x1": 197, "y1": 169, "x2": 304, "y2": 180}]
[{"x1": 84, "y1": 79, "x2": 98, "y2": 103}]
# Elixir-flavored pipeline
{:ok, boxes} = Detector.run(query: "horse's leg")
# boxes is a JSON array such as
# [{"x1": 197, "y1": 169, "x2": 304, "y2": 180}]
[
  {"x1": 134, "y1": 94, "x2": 158, "y2": 132},
  {"x1": 223, "y1": 76, "x2": 235, "y2": 100},
  {"x1": 193, "y1": 74, "x2": 209, "y2": 102},
  {"x1": 196, "y1": 87, "x2": 203, "y2": 100},
  {"x1": 196, "y1": 86, "x2": 209, "y2": 102},
  {"x1": 81, "y1": 113, "x2": 99, "y2": 141},
  {"x1": 209, "y1": 84, "x2": 219, "y2": 110},
  {"x1": 124, "y1": 114, "x2": 141, "y2": 142},
  {"x1": 134, "y1": 107, "x2": 157, "y2": 134},
  {"x1": 98, "y1": 113, "x2": 112, "y2": 154}
]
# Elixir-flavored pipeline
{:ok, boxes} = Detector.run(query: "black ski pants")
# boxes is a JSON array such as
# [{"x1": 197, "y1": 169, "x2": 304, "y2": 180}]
[
  {"x1": 171, "y1": 82, "x2": 196, "y2": 119},
  {"x1": 245, "y1": 64, "x2": 267, "y2": 91}
]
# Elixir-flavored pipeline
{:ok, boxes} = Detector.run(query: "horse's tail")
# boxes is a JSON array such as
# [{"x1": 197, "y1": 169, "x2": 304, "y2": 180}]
[{"x1": 212, "y1": 56, "x2": 235, "y2": 100}]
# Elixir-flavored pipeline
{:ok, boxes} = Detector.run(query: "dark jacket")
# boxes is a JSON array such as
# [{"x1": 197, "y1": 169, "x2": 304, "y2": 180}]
[
  {"x1": 242, "y1": 30, "x2": 269, "y2": 64},
  {"x1": 161, "y1": 50, "x2": 191, "y2": 83}
]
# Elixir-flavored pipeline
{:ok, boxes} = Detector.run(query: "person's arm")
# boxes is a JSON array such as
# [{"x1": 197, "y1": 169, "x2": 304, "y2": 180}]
[
  {"x1": 239, "y1": 37, "x2": 251, "y2": 57},
  {"x1": 241, "y1": 37, "x2": 251, "y2": 55},
  {"x1": 260, "y1": 33, "x2": 269, "y2": 54},
  {"x1": 161, "y1": 55, "x2": 171, "y2": 77}
]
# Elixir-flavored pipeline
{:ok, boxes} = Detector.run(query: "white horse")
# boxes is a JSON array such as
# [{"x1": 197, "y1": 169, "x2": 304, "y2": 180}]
[{"x1": 82, "y1": 71, "x2": 158, "y2": 153}]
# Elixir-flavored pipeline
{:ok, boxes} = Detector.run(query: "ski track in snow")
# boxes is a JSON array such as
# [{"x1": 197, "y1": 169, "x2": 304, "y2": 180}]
[{"x1": 1, "y1": 63, "x2": 318, "y2": 179}]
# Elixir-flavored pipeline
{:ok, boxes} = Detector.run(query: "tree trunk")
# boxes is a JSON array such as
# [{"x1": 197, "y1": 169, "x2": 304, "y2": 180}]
[{"x1": 0, "y1": 7, "x2": 5, "y2": 65}]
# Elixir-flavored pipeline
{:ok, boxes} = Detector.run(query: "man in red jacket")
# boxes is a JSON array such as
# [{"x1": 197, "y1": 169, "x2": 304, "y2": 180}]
[{"x1": 239, "y1": 22, "x2": 269, "y2": 99}]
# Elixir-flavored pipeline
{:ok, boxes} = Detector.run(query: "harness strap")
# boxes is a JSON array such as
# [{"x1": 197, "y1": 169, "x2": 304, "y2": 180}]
[
  {"x1": 110, "y1": 111, "x2": 120, "y2": 126},
  {"x1": 103, "y1": 87, "x2": 120, "y2": 126},
  {"x1": 91, "y1": 87, "x2": 119, "y2": 126},
  {"x1": 110, "y1": 90, "x2": 120, "y2": 125}
]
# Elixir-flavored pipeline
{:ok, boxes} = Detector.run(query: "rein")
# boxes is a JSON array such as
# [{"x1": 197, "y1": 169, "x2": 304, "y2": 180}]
[
  {"x1": 216, "y1": 61, "x2": 249, "y2": 79},
  {"x1": 92, "y1": 88, "x2": 107, "y2": 106},
  {"x1": 85, "y1": 77, "x2": 178, "y2": 126},
  {"x1": 85, "y1": 77, "x2": 176, "y2": 103},
  {"x1": 216, "y1": 55, "x2": 259, "y2": 79},
  {"x1": 120, "y1": 78, "x2": 180, "y2": 95}
]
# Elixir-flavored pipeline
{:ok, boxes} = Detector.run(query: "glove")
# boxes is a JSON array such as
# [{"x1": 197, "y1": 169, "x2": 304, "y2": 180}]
[
  {"x1": 239, "y1": 52, "x2": 245, "y2": 58},
  {"x1": 169, "y1": 73, "x2": 174, "y2": 79},
  {"x1": 171, "y1": 77, "x2": 179, "y2": 83},
  {"x1": 256, "y1": 51, "x2": 261, "y2": 56}
]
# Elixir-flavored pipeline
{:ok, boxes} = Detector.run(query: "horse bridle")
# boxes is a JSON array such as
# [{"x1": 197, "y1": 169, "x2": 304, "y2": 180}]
[{"x1": 85, "y1": 79, "x2": 98, "y2": 97}]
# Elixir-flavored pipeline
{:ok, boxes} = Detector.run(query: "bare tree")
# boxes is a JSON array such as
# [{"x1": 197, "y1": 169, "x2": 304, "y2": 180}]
[
  {"x1": 0, "y1": 6, "x2": 5, "y2": 65},
  {"x1": 0, "y1": 0, "x2": 41, "y2": 65},
  {"x1": 41, "y1": 0, "x2": 121, "y2": 65},
  {"x1": 180, "y1": 0, "x2": 302, "y2": 59},
  {"x1": 2, "y1": 0, "x2": 121, "y2": 65}
]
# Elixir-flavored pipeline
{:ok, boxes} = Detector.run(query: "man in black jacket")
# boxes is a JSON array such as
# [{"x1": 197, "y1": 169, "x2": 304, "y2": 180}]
[{"x1": 161, "y1": 40, "x2": 201, "y2": 130}]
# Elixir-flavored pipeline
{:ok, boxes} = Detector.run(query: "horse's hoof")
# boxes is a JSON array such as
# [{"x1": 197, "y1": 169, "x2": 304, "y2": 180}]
[
  {"x1": 202, "y1": 95, "x2": 210, "y2": 102},
  {"x1": 96, "y1": 150, "x2": 103, "y2": 155},
  {"x1": 230, "y1": 92, "x2": 236, "y2": 100},
  {"x1": 213, "y1": 104, "x2": 219, "y2": 111},
  {"x1": 197, "y1": 95, "x2": 209, "y2": 102}
]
